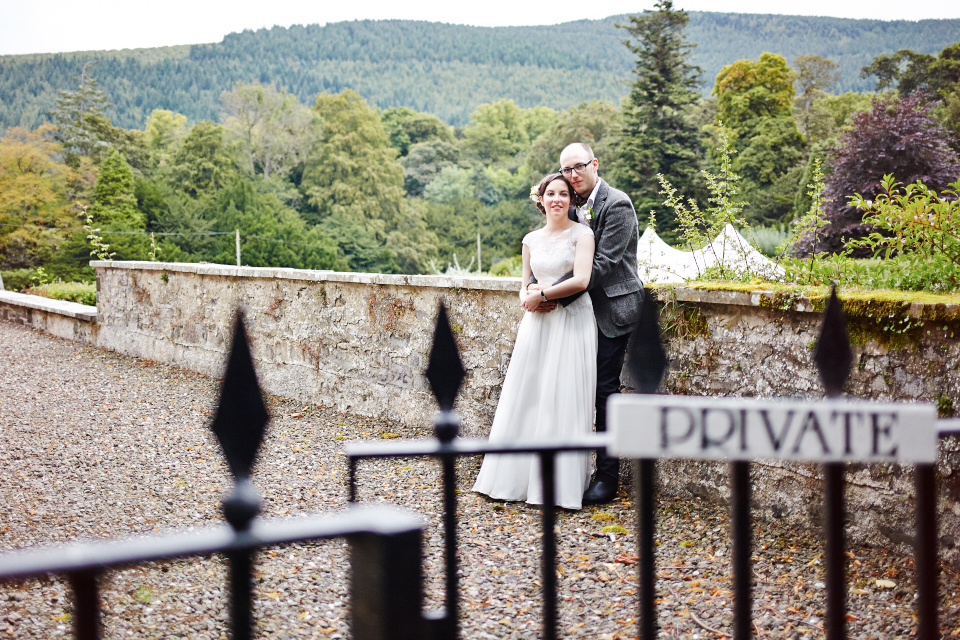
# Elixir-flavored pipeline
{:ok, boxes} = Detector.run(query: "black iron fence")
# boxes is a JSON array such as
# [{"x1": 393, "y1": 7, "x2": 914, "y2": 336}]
[
  {"x1": 347, "y1": 289, "x2": 953, "y2": 640},
  {"x1": 0, "y1": 312, "x2": 429, "y2": 640},
  {"x1": 1, "y1": 290, "x2": 955, "y2": 640}
]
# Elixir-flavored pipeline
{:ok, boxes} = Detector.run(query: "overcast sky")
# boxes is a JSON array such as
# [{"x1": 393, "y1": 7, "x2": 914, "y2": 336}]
[{"x1": 3, "y1": 0, "x2": 958, "y2": 56}]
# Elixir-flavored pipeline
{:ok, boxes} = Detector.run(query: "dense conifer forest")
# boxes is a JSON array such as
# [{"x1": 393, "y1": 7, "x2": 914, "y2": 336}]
[{"x1": 2, "y1": 13, "x2": 959, "y2": 128}]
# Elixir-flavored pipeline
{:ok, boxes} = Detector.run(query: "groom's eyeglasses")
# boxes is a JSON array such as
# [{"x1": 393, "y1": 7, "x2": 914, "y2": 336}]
[{"x1": 559, "y1": 161, "x2": 594, "y2": 176}]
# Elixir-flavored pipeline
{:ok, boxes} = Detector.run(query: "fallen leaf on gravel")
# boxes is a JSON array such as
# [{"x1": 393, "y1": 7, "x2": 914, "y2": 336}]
[
  {"x1": 264, "y1": 592, "x2": 282, "y2": 599},
  {"x1": 875, "y1": 579, "x2": 896, "y2": 589},
  {"x1": 380, "y1": 432, "x2": 400, "y2": 439},
  {"x1": 845, "y1": 613, "x2": 859, "y2": 621},
  {"x1": 615, "y1": 554, "x2": 638, "y2": 565}
]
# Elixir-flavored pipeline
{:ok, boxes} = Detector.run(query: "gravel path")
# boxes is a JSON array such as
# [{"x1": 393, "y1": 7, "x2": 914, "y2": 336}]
[{"x1": 1, "y1": 320, "x2": 959, "y2": 639}]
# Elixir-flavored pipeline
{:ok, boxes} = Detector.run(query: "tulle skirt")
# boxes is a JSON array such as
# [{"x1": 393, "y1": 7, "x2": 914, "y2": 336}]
[{"x1": 472, "y1": 295, "x2": 597, "y2": 510}]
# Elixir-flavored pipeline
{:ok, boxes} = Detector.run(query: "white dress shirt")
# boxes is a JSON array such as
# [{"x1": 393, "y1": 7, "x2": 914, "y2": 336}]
[{"x1": 576, "y1": 179, "x2": 603, "y2": 225}]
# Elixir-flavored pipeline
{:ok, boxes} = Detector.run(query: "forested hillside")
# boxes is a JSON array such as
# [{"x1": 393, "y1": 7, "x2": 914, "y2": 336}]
[{"x1": 2, "y1": 13, "x2": 958, "y2": 129}]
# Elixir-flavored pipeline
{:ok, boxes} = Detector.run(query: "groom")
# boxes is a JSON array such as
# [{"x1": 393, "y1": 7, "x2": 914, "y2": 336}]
[{"x1": 530, "y1": 143, "x2": 642, "y2": 505}]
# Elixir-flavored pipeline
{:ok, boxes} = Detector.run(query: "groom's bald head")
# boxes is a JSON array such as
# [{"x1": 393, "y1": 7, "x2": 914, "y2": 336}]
[{"x1": 559, "y1": 143, "x2": 599, "y2": 197}]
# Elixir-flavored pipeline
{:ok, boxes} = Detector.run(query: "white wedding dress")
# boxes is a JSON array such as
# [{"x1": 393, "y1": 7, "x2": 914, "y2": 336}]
[{"x1": 472, "y1": 223, "x2": 597, "y2": 510}]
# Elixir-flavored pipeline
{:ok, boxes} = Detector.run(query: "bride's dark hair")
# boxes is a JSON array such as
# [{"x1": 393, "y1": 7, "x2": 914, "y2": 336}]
[{"x1": 534, "y1": 173, "x2": 576, "y2": 216}]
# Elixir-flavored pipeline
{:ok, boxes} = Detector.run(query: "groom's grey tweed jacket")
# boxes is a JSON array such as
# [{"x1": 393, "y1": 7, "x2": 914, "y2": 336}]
[{"x1": 583, "y1": 179, "x2": 643, "y2": 338}]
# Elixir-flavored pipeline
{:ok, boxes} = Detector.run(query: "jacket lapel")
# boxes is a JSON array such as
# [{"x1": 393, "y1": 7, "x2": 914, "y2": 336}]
[{"x1": 591, "y1": 179, "x2": 609, "y2": 230}]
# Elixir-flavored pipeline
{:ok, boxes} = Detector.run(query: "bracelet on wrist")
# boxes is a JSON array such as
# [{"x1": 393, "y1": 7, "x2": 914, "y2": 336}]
[{"x1": 540, "y1": 289, "x2": 548, "y2": 302}]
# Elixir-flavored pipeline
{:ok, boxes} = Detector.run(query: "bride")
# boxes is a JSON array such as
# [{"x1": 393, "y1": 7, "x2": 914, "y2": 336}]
[{"x1": 472, "y1": 172, "x2": 597, "y2": 510}]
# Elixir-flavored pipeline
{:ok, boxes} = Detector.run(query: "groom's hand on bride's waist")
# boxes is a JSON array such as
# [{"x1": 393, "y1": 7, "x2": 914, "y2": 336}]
[
  {"x1": 549, "y1": 271, "x2": 585, "y2": 307},
  {"x1": 521, "y1": 282, "x2": 557, "y2": 313}
]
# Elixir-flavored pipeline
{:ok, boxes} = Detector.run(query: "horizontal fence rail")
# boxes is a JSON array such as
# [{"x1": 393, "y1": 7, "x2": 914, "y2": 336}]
[{"x1": 0, "y1": 507, "x2": 427, "y2": 640}]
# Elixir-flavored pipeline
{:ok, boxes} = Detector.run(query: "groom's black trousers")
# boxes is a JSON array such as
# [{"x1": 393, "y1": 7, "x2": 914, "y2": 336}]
[{"x1": 595, "y1": 331, "x2": 630, "y2": 486}]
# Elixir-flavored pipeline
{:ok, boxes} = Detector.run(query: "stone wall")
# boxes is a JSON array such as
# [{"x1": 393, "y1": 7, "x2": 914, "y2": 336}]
[
  {"x1": 79, "y1": 262, "x2": 960, "y2": 566},
  {"x1": 92, "y1": 261, "x2": 523, "y2": 437},
  {"x1": 0, "y1": 290, "x2": 98, "y2": 345}
]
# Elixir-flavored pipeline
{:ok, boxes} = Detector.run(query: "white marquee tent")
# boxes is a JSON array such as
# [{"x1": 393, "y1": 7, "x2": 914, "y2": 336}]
[{"x1": 637, "y1": 224, "x2": 784, "y2": 284}]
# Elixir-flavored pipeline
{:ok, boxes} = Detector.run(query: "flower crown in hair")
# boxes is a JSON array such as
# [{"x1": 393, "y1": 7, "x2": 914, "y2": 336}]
[{"x1": 529, "y1": 184, "x2": 541, "y2": 205}]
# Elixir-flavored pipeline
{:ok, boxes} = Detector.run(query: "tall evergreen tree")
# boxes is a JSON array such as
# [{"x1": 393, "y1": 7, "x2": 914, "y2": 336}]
[
  {"x1": 612, "y1": 0, "x2": 702, "y2": 241},
  {"x1": 48, "y1": 61, "x2": 111, "y2": 164},
  {"x1": 91, "y1": 148, "x2": 141, "y2": 228},
  {"x1": 90, "y1": 147, "x2": 147, "y2": 259}
]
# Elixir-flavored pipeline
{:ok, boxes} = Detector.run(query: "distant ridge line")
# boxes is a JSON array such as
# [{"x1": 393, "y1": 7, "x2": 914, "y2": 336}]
[{"x1": 1, "y1": 12, "x2": 958, "y2": 129}]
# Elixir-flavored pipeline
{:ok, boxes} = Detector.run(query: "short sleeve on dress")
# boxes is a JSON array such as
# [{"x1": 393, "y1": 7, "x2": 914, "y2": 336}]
[
  {"x1": 521, "y1": 230, "x2": 537, "y2": 248},
  {"x1": 571, "y1": 224, "x2": 595, "y2": 245}
]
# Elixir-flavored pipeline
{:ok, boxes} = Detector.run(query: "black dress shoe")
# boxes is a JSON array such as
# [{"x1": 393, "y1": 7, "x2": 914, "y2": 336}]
[{"x1": 582, "y1": 479, "x2": 618, "y2": 505}]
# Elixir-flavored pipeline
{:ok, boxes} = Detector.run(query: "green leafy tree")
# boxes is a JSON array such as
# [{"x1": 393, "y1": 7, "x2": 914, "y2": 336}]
[
  {"x1": 793, "y1": 54, "x2": 840, "y2": 137},
  {"x1": 423, "y1": 197, "x2": 536, "y2": 272},
  {"x1": 0, "y1": 124, "x2": 85, "y2": 273},
  {"x1": 85, "y1": 115, "x2": 151, "y2": 173},
  {"x1": 221, "y1": 82, "x2": 319, "y2": 179},
  {"x1": 934, "y1": 80, "x2": 960, "y2": 152},
  {"x1": 526, "y1": 100, "x2": 620, "y2": 176},
  {"x1": 800, "y1": 91, "x2": 872, "y2": 145},
  {"x1": 301, "y1": 90, "x2": 404, "y2": 225},
  {"x1": 612, "y1": 0, "x2": 703, "y2": 241},
  {"x1": 301, "y1": 90, "x2": 436, "y2": 273},
  {"x1": 862, "y1": 44, "x2": 960, "y2": 98},
  {"x1": 206, "y1": 178, "x2": 345, "y2": 270},
  {"x1": 381, "y1": 107, "x2": 454, "y2": 157},
  {"x1": 400, "y1": 139, "x2": 461, "y2": 196},
  {"x1": 713, "y1": 53, "x2": 806, "y2": 223},
  {"x1": 169, "y1": 121, "x2": 236, "y2": 197},
  {"x1": 519, "y1": 107, "x2": 559, "y2": 146},
  {"x1": 423, "y1": 166, "x2": 473, "y2": 204},
  {"x1": 144, "y1": 109, "x2": 188, "y2": 156},
  {"x1": 461, "y1": 99, "x2": 530, "y2": 163},
  {"x1": 715, "y1": 53, "x2": 796, "y2": 127}
]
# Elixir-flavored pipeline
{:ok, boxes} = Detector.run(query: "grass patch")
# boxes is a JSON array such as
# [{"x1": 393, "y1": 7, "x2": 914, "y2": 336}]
[
  {"x1": 25, "y1": 281, "x2": 96, "y2": 306},
  {"x1": 601, "y1": 524, "x2": 628, "y2": 534}
]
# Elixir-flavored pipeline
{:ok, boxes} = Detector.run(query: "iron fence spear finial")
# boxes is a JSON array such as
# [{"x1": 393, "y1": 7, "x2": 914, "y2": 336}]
[
  {"x1": 425, "y1": 301, "x2": 465, "y2": 443},
  {"x1": 626, "y1": 289, "x2": 668, "y2": 394},
  {"x1": 814, "y1": 284, "x2": 853, "y2": 399},
  {"x1": 210, "y1": 309, "x2": 270, "y2": 531}
]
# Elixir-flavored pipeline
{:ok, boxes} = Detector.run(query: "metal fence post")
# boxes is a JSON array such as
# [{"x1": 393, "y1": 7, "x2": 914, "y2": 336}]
[
  {"x1": 540, "y1": 452, "x2": 558, "y2": 640},
  {"x1": 636, "y1": 458, "x2": 656, "y2": 640},
  {"x1": 814, "y1": 286, "x2": 853, "y2": 640},
  {"x1": 68, "y1": 569, "x2": 101, "y2": 640},
  {"x1": 226, "y1": 550, "x2": 255, "y2": 640},
  {"x1": 731, "y1": 461, "x2": 752, "y2": 640},
  {"x1": 915, "y1": 463, "x2": 939, "y2": 640},
  {"x1": 351, "y1": 528, "x2": 426, "y2": 640}
]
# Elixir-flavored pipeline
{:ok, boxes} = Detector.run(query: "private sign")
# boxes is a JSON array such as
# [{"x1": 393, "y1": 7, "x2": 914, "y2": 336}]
[{"x1": 608, "y1": 395, "x2": 937, "y2": 463}]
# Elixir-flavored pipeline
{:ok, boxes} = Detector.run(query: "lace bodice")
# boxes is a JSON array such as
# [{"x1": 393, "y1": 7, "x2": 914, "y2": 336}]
[{"x1": 523, "y1": 224, "x2": 594, "y2": 285}]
